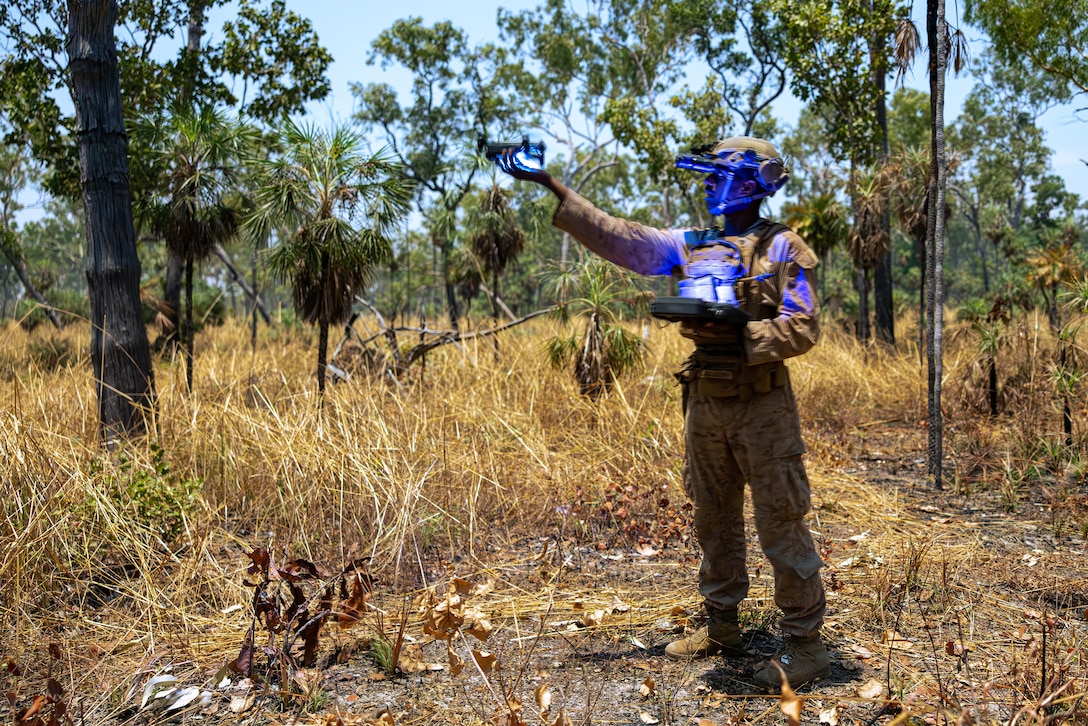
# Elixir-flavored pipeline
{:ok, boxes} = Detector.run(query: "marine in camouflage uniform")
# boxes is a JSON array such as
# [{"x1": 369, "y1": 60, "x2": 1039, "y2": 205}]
[{"x1": 498, "y1": 137, "x2": 829, "y2": 691}]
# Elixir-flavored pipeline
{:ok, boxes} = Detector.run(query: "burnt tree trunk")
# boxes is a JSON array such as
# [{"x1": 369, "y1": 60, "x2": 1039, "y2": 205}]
[
  {"x1": 184, "y1": 256, "x2": 194, "y2": 393},
  {"x1": 68, "y1": 0, "x2": 156, "y2": 440},
  {"x1": 871, "y1": 5, "x2": 894, "y2": 345},
  {"x1": 156, "y1": 248, "x2": 182, "y2": 351}
]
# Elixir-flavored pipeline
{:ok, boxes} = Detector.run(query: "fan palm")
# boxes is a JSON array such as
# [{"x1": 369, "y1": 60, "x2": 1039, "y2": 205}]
[
  {"x1": 245, "y1": 121, "x2": 413, "y2": 397},
  {"x1": 130, "y1": 105, "x2": 258, "y2": 393},
  {"x1": 462, "y1": 183, "x2": 527, "y2": 354},
  {"x1": 543, "y1": 258, "x2": 648, "y2": 400},
  {"x1": 782, "y1": 192, "x2": 847, "y2": 299}
]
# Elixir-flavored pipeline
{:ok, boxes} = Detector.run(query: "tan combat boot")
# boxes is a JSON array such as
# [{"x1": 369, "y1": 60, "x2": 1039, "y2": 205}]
[
  {"x1": 753, "y1": 634, "x2": 831, "y2": 691},
  {"x1": 664, "y1": 608, "x2": 745, "y2": 660}
]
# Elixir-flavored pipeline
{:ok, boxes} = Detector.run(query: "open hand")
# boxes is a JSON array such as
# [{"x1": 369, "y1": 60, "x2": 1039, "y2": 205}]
[{"x1": 497, "y1": 148, "x2": 551, "y2": 184}]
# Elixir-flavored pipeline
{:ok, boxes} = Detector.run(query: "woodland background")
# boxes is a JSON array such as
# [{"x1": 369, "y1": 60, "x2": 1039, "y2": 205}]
[{"x1": 1, "y1": 1, "x2": 1087, "y2": 724}]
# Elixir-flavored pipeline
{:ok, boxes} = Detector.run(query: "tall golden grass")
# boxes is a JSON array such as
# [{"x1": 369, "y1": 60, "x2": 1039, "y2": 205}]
[{"x1": 1, "y1": 312, "x2": 1083, "y2": 722}]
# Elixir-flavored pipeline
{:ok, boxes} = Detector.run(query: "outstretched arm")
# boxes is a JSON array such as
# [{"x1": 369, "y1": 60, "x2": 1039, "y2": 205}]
[{"x1": 496, "y1": 150, "x2": 685, "y2": 276}]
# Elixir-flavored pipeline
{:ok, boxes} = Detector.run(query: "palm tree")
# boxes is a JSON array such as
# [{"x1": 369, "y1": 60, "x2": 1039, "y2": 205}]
[
  {"x1": 543, "y1": 258, "x2": 648, "y2": 400},
  {"x1": 131, "y1": 105, "x2": 258, "y2": 393},
  {"x1": 464, "y1": 183, "x2": 527, "y2": 351},
  {"x1": 245, "y1": 121, "x2": 412, "y2": 398},
  {"x1": 848, "y1": 166, "x2": 892, "y2": 342},
  {"x1": 782, "y1": 192, "x2": 847, "y2": 301},
  {"x1": 888, "y1": 146, "x2": 931, "y2": 359}
]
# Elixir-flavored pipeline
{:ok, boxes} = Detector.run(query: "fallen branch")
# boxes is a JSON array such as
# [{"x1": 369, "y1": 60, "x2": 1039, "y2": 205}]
[{"x1": 333, "y1": 298, "x2": 556, "y2": 380}]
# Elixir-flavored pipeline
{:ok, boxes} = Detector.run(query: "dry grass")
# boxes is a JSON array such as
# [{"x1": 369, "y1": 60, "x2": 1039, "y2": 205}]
[{"x1": 0, "y1": 314, "x2": 1085, "y2": 724}]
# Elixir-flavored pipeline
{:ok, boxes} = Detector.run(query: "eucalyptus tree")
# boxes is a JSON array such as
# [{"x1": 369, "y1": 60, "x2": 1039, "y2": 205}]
[
  {"x1": 246, "y1": 122, "x2": 413, "y2": 398},
  {"x1": 696, "y1": 0, "x2": 788, "y2": 137},
  {"x1": 595, "y1": 0, "x2": 740, "y2": 228},
  {"x1": 948, "y1": 51, "x2": 1073, "y2": 316},
  {"x1": 0, "y1": 138, "x2": 65, "y2": 328},
  {"x1": 130, "y1": 105, "x2": 259, "y2": 393},
  {"x1": 496, "y1": 0, "x2": 619, "y2": 269},
  {"x1": 352, "y1": 18, "x2": 517, "y2": 331},
  {"x1": 965, "y1": 0, "x2": 1087, "y2": 100},
  {"x1": 68, "y1": 0, "x2": 155, "y2": 441},
  {"x1": 1, "y1": 0, "x2": 332, "y2": 347},
  {"x1": 773, "y1": 0, "x2": 903, "y2": 343}
]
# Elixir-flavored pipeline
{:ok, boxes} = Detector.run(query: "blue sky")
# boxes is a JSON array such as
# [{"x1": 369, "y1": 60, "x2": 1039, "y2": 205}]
[{"x1": 242, "y1": 0, "x2": 1086, "y2": 204}]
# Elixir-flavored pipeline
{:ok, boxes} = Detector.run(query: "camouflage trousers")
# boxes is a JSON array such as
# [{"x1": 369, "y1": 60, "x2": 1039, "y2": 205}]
[{"x1": 680, "y1": 357, "x2": 825, "y2": 638}]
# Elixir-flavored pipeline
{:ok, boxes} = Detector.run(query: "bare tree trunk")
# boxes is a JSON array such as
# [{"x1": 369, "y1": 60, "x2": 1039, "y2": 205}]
[
  {"x1": 856, "y1": 266, "x2": 871, "y2": 341},
  {"x1": 917, "y1": 236, "x2": 926, "y2": 365},
  {"x1": 871, "y1": 4, "x2": 894, "y2": 345},
  {"x1": 317, "y1": 319, "x2": 329, "y2": 400},
  {"x1": 156, "y1": 251, "x2": 182, "y2": 351},
  {"x1": 184, "y1": 256, "x2": 194, "y2": 394},
  {"x1": 68, "y1": 0, "x2": 156, "y2": 441},
  {"x1": 926, "y1": 0, "x2": 948, "y2": 489},
  {"x1": 440, "y1": 240, "x2": 460, "y2": 333},
  {"x1": 213, "y1": 243, "x2": 271, "y2": 324}
]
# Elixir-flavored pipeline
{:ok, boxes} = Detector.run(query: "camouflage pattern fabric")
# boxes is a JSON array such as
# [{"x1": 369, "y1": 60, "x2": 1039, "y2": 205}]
[{"x1": 553, "y1": 191, "x2": 825, "y2": 637}]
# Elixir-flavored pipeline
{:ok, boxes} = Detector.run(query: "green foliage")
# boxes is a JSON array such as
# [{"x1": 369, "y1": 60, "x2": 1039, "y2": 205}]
[
  {"x1": 367, "y1": 635, "x2": 395, "y2": 675},
  {"x1": 211, "y1": 0, "x2": 333, "y2": 121},
  {"x1": 252, "y1": 121, "x2": 412, "y2": 328},
  {"x1": 887, "y1": 88, "x2": 931, "y2": 152},
  {"x1": 773, "y1": 0, "x2": 903, "y2": 165},
  {"x1": 542, "y1": 258, "x2": 649, "y2": 398},
  {"x1": 97, "y1": 445, "x2": 203, "y2": 543},
  {"x1": 964, "y1": 0, "x2": 1087, "y2": 99},
  {"x1": 130, "y1": 105, "x2": 258, "y2": 263},
  {"x1": 0, "y1": 0, "x2": 332, "y2": 200}
]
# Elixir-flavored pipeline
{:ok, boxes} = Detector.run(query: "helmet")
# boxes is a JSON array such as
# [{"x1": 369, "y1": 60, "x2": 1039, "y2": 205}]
[{"x1": 676, "y1": 136, "x2": 789, "y2": 215}]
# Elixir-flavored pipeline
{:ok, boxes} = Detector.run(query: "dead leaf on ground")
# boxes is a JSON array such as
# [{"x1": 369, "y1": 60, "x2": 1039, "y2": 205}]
[
  {"x1": 534, "y1": 684, "x2": 552, "y2": 712},
  {"x1": 229, "y1": 692, "x2": 255, "y2": 714},
  {"x1": 819, "y1": 704, "x2": 840, "y2": 725},
  {"x1": 639, "y1": 676, "x2": 655, "y2": 698},
  {"x1": 447, "y1": 643, "x2": 465, "y2": 676},
  {"x1": 472, "y1": 649, "x2": 497, "y2": 674},
  {"x1": 609, "y1": 595, "x2": 630, "y2": 613},
  {"x1": 580, "y1": 609, "x2": 604, "y2": 628},
  {"x1": 776, "y1": 665, "x2": 804, "y2": 726},
  {"x1": 550, "y1": 708, "x2": 573, "y2": 726},
  {"x1": 463, "y1": 609, "x2": 493, "y2": 641},
  {"x1": 638, "y1": 712, "x2": 660, "y2": 724},
  {"x1": 857, "y1": 679, "x2": 885, "y2": 700},
  {"x1": 882, "y1": 630, "x2": 913, "y2": 650}
]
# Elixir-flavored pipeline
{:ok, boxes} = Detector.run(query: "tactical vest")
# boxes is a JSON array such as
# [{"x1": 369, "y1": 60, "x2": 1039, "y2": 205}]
[
  {"x1": 678, "y1": 220, "x2": 789, "y2": 345},
  {"x1": 675, "y1": 220, "x2": 792, "y2": 401}
]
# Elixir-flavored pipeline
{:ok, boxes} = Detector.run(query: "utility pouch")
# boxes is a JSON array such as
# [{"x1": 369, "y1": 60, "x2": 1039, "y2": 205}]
[{"x1": 677, "y1": 353, "x2": 788, "y2": 401}]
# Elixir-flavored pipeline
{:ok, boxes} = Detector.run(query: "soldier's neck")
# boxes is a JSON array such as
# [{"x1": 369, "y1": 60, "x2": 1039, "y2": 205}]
[{"x1": 720, "y1": 205, "x2": 762, "y2": 236}]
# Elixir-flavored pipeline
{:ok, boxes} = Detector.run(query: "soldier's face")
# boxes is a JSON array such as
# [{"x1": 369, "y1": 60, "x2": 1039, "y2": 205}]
[
  {"x1": 704, "y1": 173, "x2": 728, "y2": 213},
  {"x1": 704, "y1": 172, "x2": 757, "y2": 217}
]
